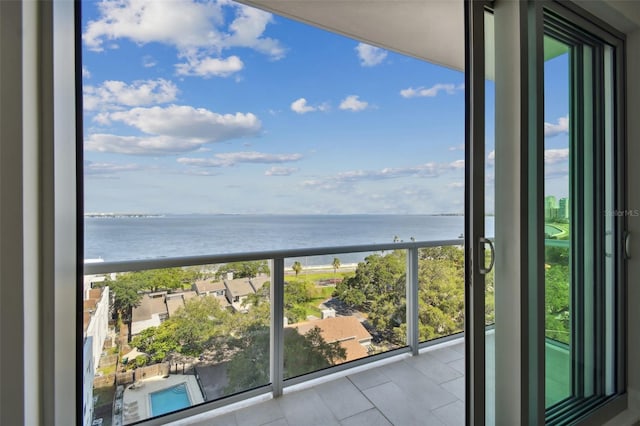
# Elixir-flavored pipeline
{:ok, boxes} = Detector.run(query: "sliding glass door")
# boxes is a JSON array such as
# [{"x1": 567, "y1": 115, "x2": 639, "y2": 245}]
[
  {"x1": 543, "y1": 5, "x2": 625, "y2": 423},
  {"x1": 467, "y1": 1, "x2": 625, "y2": 425}
]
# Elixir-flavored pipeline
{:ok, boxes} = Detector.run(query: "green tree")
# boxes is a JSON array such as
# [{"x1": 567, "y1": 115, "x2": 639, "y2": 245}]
[
  {"x1": 112, "y1": 268, "x2": 188, "y2": 294},
  {"x1": 332, "y1": 247, "x2": 470, "y2": 346},
  {"x1": 335, "y1": 251, "x2": 405, "y2": 311},
  {"x1": 224, "y1": 325, "x2": 346, "y2": 394},
  {"x1": 546, "y1": 246, "x2": 570, "y2": 266},
  {"x1": 545, "y1": 264, "x2": 570, "y2": 343},
  {"x1": 291, "y1": 261, "x2": 303, "y2": 276},
  {"x1": 283, "y1": 278, "x2": 314, "y2": 323},
  {"x1": 106, "y1": 275, "x2": 144, "y2": 338},
  {"x1": 216, "y1": 261, "x2": 270, "y2": 279},
  {"x1": 130, "y1": 297, "x2": 231, "y2": 361},
  {"x1": 130, "y1": 323, "x2": 180, "y2": 363},
  {"x1": 171, "y1": 297, "x2": 231, "y2": 356},
  {"x1": 416, "y1": 246, "x2": 465, "y2": 341},
  {"x1": 332, "y1": 257, "x2": 341, "y2": 275}
]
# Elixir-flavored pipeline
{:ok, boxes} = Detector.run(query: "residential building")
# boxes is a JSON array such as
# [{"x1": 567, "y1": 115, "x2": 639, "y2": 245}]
[
  {"x1": 165, "y1": 291, "x2": 198, "y2": 316},
  {"x1": 83, "y1": 287, "x2": 110, "y2": 373},
  {"x1": 130, "y1": 292, "x2": 169, "y2": 336},
  {"x1": 545, "y1": 195, "x2": 558, "y2": 222},
  {"x1": 2, "y1": 1, "x2": 640, "y2": 425},
  {"x1": 559, "y1": 197, "x2": 570, "y2": 221},
  {"x1": 290, "y1": 316, "x2": 373, "y2": 362}
]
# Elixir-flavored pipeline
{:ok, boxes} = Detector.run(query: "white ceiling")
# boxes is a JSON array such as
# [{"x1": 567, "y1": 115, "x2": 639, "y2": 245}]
[
  {"x1": 238, "y1": 0, "x2": 640, "y2": 75},
  {"x1": 239, "y1": 0, "x2": 465, "y2": 71}
]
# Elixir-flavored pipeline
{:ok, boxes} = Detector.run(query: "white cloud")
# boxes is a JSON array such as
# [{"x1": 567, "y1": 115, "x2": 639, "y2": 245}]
[
  {"x1": 86, "y1": 105, "x2": 262, "y2": 155},
  {"x1": 83, "y1": 0, "x2": 285, "y2": 73},
  {"x1": 450, "y1": 159, "x2": 465, "y2": 169},
  {"x1": 487, "y1": 150, "x2": 495, "y2": 166},
  {"x1": 449, "y1": 144, "x2": 465, "y2": 151},
  {"x1": 303, "y1": 160, "x2": 463, "y2": 189},
  {"x1": 107, "y1": 105, "x2": 260, "y2": 139},
  {"x1": 447, "y1": 182, "x2": 464, "y2": 189},
  {"x1": 82, "y1": 66, "x2": 91, "y2": 78},
  {"x1": 339, "y1": 95, "x2": 369, "y2": 112},
  {"x1": 265, "y1": 167, "x2": 298, "y2": 176},
  {"x1": 177, "y1": 152, "x2": 302, "y2": 168},
  {"x1": 176, "y1": 55, "x2": 244, "y2": 78},
  {"x1": 355, "y1": 43, "x2": 387, "y2": 67},
  {"x1": 290, "y1": 98, "x2": 329, "y2": 114},
  {"x1": 400, "y1": 83, "x2": 462, "y2": 98},
  {"x1": 84, "y1": 160, "x2": 140, "y2": 175},
  {"x1": 544, "y1": 148, "x2": 569, "y2": 164},
  {"x1": 222, "y1": 4, "x2": 286, "y2": 60},
  {"x1": 142, "y1": 55, "x2": 157, "y2": 68},
  {"x1": 85, "y1": 134, "x2": 204, "y2": 155},
  {"x1": 544, "y1": 116, "x2": 569, "y2": 137},
  {"x1": 84, "y1": 0, "x2": 222, "y2": 51},
  {"x1": 291, "y1": 98, "x2": 315, "y2": 114},
  {"x1": 84, "y1": 79, "x2": 178, "y2": 111}
]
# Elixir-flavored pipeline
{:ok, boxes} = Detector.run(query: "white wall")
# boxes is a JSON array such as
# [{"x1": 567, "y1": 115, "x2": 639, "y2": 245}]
[
  {"x1": 82, "y1": 337, "x2": 94, "y2": 426},
  {"x1": 86, "y1": 287, "x2": 110, "y2": 373}
]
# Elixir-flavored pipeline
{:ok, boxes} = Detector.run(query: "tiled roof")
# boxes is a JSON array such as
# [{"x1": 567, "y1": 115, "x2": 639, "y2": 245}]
[
  {"x1": 289, "y1": 316, "x2": 372, "y2": 363},
  {"x1": 193, "y1": 279, "x2": 225, "y2": 294},
  {"x1": 166, "y1": 296, "x2": 185, "y2": 317},
  {"x1": 224, "y1": 278, "x2": 255, "y2": 298},
  {"x1": 250, "y1": 276, "x2": 269, "y2": 292},
  {"x1": 132, "y1": 294, "x2": 167, "y2": 322}
]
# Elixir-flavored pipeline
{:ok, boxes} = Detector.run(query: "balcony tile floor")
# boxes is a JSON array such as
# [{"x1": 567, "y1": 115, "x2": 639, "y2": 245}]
[{"x1": 182, "y1": 340, "x2": 467, "y2": 426}]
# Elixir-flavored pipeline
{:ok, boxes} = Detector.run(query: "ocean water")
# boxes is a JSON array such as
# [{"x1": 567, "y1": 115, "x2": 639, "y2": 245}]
[{"x1": 84, "y1": 214, "x2": 494, "y2": 266}]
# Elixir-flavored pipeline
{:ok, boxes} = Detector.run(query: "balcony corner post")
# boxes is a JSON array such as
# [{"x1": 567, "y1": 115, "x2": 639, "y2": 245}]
[
  {"x1": 270, "y1": 258, "x2": 285, "y2": 397},
  {"x1": 407, "y1": 247, "x2": 420, "y2": 355}
]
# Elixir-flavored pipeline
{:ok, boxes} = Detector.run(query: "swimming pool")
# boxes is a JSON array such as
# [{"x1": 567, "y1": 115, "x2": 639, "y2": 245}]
[{"x1": 149, "y1": 383, "x2": 191, "y2": 417}]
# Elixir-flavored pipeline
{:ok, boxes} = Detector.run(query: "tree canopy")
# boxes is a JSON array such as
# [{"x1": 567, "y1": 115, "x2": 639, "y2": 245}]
[
  {"x1": 333, "y1": 247, "x2": 475, "y2": 345},
  {"x1": 216, "y1": 261, "x2": 270, "y2": 279}
]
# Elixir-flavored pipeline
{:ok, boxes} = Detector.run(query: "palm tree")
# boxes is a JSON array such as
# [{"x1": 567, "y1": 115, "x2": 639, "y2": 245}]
[
  {"x1": 292, "y1": 261, "x2": 303, "y2": 276},
  {"x1": 332, "y1": 257, "x2": 341, "y2": 275}
]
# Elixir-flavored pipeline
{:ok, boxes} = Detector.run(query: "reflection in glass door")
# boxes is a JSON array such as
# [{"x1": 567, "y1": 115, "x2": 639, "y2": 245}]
[
  {"x1": 543, "y1": 6, "x2": 623, "y2": 422},
  {"x1": 542, "y1": 35, "x2": 571, "y2": 408}
]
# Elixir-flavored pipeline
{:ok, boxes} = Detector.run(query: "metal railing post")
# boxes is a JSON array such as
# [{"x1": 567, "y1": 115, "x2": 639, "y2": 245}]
[
  {"x1": 407, "y1": 247, "x2": 420, "y2": 355},
  {"x1": 270, "y1": 258, "x2": 285, "y2": 397}
]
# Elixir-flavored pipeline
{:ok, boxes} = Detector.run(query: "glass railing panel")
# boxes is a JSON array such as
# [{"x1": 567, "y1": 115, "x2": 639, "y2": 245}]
[
  {"x1": 283, "y1": 251, "x2": 407, "y2": 379},
  {"x1": 417, "y1": 244, "x2": 466, "y2": 343},
  {"x1": 84, "y1": 263, "x2": 271, "y2": 424}
]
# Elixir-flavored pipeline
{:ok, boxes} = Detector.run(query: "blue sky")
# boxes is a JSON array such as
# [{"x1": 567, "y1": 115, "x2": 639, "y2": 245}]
[{"x1": 82, "y1": 0, "x2": 569, "y2": 215}]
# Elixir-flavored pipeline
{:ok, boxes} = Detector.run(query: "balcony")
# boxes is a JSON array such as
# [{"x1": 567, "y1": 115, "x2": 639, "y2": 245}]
[
  {"x1": 183, "y1": 336, "x2": 467, "y2": 426},
  {"x1": 83, "y1": 239, "x2": 568, "y2": 426}
]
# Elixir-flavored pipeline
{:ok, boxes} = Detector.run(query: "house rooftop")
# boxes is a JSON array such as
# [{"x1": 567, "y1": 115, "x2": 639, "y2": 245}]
[
  {"x1": 131, "y1": 293, "x2": 168, "y2": 322},
  {"x1": 289, "y1": 316, "x2": 372, "y2": 362},
  {"x1": 193, "y1": 279, "x2": 226, "y2": 295},
  {"x1": 224, "y1": 278, "x2": 256, "y2": 298}
]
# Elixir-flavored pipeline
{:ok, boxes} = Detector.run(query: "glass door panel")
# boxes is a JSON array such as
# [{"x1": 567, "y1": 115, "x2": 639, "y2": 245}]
[
  {"x1": 543, "y1": 35, "x2": 571, "y2": 408},
  {"x1": 543, "y1": 7, "x2": 621, "y2": 421},
  {"x1": 484, "y1": 9, "x2": 496, "y2": 426}
]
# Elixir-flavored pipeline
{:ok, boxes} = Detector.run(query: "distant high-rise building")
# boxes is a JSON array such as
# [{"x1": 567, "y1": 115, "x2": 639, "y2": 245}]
[
  {"x1": 559, "y1": 197, "x2": 570, "y2": 220},
  {"x1": 545, "y1": 196, "x2": 558, "y2": 221}
]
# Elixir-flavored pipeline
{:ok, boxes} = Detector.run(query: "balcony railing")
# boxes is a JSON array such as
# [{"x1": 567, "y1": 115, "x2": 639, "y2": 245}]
[{"x1": 84, "y1": 239, "x2": 466, "y2": 424}]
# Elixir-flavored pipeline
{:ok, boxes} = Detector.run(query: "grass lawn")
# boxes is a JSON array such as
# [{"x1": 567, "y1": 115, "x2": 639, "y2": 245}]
[
  {"x1": 97, "y1": 364, "x2": 117, "y2": 375},
  {"x1": 301, "y1": 286, "x2": 335, "y2": 317},
  {"x1": 289, "y1": 271, "x2": 354, "y2": 282}
]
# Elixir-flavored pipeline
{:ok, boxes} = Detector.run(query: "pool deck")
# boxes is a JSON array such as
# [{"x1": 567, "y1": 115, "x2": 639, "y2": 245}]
[{"x1": 122, "y1": 374, "x2": 204, "y2": 424}]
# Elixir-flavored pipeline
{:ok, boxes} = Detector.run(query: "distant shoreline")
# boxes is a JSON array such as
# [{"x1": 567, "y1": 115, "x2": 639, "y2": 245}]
[
  {"x1": 85, "y1": 212, "x2": 466, "y2": 218},
  {"x1": 85, "y1": 213, "x2": 164, "y2": 218}
]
